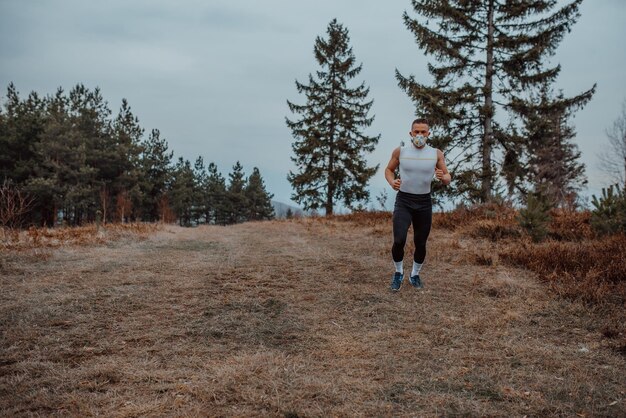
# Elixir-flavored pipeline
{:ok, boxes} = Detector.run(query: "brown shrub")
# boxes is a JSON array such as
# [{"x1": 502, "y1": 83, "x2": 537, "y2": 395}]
[
  {"x1": 433, "y1": 202, "x2": 517, "y2": 231},
  {"x1": 547, "y1": 209, "x2": 593, "y2": 241},
  {"x1": 500, "y1": 234, "x2": 626, "y2": 303},
  {"x1": 327, "y1": 211, "x2": 391, "y2": 227},
  {"x1": 460, "y1": 219, "x2": 522, "y2": 241},
  {"x1": 465, "y1": 250, "x2": 497, "y2": 266},
  {"x1": 1, "y1": 222, "x2": 160, "y2": 250}
]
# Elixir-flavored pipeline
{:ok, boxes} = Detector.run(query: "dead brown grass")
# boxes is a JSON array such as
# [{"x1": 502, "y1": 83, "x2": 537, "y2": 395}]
[
  {"x1": 431, "y1": 205, "x2": 621, "y2": 307},
  {"x1": 547, "y1": 209, "x2": 594, "y2": 241},
  {"x1": 432, "y1": 202, "x2": 518, "y2": 230},
  {"x1": 1, "y1": 217, "x2": 624, "y2": 416},
  {"x1": 500, "y1": 235, "x2": 626, "y2": 304},
  {"x1": 0, "y1": 222, "x2": 160, "y2": 251}
]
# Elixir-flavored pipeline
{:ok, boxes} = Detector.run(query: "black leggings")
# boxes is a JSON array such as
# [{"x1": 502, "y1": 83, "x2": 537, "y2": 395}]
[{"x1": 392, "y1": 191, "x2": 432, "y2": 263}]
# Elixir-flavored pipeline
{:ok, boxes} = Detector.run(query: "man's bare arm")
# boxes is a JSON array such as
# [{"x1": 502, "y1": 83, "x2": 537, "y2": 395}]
[
  {"x1": 385, "y1": 147, "x2": 402, "y2": 190},
  {"x1": 435, "y1": 149, "x2": 451, "y2": 186}
]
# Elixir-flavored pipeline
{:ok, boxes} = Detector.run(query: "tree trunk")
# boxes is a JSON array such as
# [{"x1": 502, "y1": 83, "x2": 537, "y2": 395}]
[
  {"x1": 481, "y1": 0, "x2": 495, "y2": 203},
  {"x1": 326, "y1": 66, "x2": 337, "y2": 216},
  {"x1": 326, "y1": 138, "x2": 334, "y2": 216}
]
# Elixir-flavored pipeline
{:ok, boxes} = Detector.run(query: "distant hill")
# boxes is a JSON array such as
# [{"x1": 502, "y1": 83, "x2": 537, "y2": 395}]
[{"x1": 271, "y1": 201, "x2": 304, "y2": 219}]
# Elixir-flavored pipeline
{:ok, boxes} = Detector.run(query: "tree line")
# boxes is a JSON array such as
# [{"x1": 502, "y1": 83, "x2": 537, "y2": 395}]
[
  {"x1": 286, "y1": 1, "x2": 599, "y2": 213},
  {"x1": 0, "y1": 83, "x2": 274, "y2": 227}
]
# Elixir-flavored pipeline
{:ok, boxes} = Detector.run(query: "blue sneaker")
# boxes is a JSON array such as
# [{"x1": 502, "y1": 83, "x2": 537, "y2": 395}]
[
  {"x1": 390, "y1": 272, "x2": 403, "y2": 291},
  {"x1": 409, "y1": 274, "x2": 423, "y2": 289}
]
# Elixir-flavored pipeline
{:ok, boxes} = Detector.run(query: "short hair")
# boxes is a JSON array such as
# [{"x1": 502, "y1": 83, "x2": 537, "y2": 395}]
[{"x1": 412, "y1": 118, "x2": 429, "y2": 127}]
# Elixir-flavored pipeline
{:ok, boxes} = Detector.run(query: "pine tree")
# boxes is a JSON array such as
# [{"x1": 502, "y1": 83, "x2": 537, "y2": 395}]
[
  {"x1": 139, "y1": 129, "x2": 173, "y2": 221},
  {"x1": 192, "y1": 156, "x2": 209, "y2": 224},
  {"x1": 397, "y1": 0, "x2": 595, "y2": 203},
  {"x1": 507, "y1": 85, "x2": 591, "y2": 208},
  {"x1": 225, "y1": 161, "x2": 248, "y2": 224},
  {"x1": 590, "y1": 185, "x2": 626, "y2": 236},
  {"x1": 0, "y1": 83, "x2": 45, "y2": 186},
  {"x1": 169, "y1": 157, "x2": 195, "y2": 226},
  {"x1": 29, "y1": 88, "x2": 71, "y2": 226},
  {"x1": 286, "y1": 19, "x2": 380, "y2": 215},
  {"x1": 112, "y1": 99, "x2": 144, "y2": 221},
  {"x1": 2, "y1": 84, "x2": 50, "y2": 225},
  {"x1": 246, "y1": 167, "x2": 275, "y2": 221},
  {"x1": 206, "y1": 162, "x2": 227, "y2": 225},
  {"x1": 518, "y1": 191, "x2": 551, "y2": 242}
]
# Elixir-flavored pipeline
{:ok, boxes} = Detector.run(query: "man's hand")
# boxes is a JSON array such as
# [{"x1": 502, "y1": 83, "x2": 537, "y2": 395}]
[
  {"x1": 435, "y1": 168, "x2": 445, "y2": 181},
  {"x1": 391, "y1": 179, "x2": 402, "y2": 191}
]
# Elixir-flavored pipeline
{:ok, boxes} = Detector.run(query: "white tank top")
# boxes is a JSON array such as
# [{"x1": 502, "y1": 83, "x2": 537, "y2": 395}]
[{"x1": 398, "y1": 144, "x2": 438, "y2": 194}]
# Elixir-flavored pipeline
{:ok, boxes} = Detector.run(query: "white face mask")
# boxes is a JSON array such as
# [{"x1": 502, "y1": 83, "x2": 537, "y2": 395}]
[{"x1": 411, "y1": 134, "x2": 427, "y2": 148}]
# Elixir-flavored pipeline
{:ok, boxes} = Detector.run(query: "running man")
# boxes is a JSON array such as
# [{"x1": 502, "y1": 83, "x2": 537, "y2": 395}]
[{"x1": 384, "y1": 118, "x2": 451, "y2": 291}]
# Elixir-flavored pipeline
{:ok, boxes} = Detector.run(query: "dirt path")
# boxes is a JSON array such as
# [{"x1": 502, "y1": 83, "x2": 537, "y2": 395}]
[{"x1": 1, "y1": 219, "x2": 624, "y2": 416}]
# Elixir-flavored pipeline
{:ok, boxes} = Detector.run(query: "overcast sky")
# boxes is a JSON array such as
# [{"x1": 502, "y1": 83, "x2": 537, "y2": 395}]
[{"x1": 1, "y1": 0, "x2": 625, "y2": 210}]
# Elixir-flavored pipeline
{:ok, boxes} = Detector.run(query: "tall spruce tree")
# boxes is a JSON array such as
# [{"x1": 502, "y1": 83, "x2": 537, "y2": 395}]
[
  {"x1": 286, "y1": 19, "x2": 380, "y2": 215},
  {"x1": 169, "y1": 157, "x2": 195, "y2": 226},
  {"x1": 139, "y1": 129, "x2": 173, "y2": 221},
  {"x1": 225, "y1": 161, "x2": 248, "y2": 224},
  {"x1": 246, "y1": 167, "x2": 275, "y2": 221},
  {"x1": 112, "y1": 99, "x2": 144, "y2": 222},
  {"x1": 3, "y1": 84, "x2": 50, "y2": 225},
  {"x1": 397, "y1": 0, "x2": 595, "y2": 203},
  {"x1": 206, "y1": 162, "x2": 227, "y2": 225},
  {"x1": 507, "y1": 85, "x2": 591, "y2": 207},
  {"x1": 0, "y1": 84, "x2": 45, "y2": 186},
  {"x1": 30, "y1": 88, "x2": 71, "y2": 226},
  {"x1": 192, "y1": 156, "x2": 209, "y2": 224}
]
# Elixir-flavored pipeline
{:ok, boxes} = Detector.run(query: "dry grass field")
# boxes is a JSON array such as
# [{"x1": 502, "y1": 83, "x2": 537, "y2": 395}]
[{"x1": 1, "y1": 215, "x2": 625, "y2": 416}]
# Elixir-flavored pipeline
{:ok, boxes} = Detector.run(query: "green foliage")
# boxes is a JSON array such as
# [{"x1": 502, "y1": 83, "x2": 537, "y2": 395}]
[
  {"x1": 518, "y1": 192, "x2": 551, "y2": 242},
  {"x1": 0, "y1": 83, "x2": 275, "y2": 227},
  {"x1": 139, "y1": 128, "x2": 173, "y2": 222},
  {"x1": 286, "y1": 19, "x2": 379, "y2": 215},
  {"x1": 590, "y1": 185, "x2": 626, "y2": 235},
  {"x1": 246, "y1": 167, "x2": 275, "y2": 221},
  {"x1": 169, "y1": 158, "x2": 195, "y2": 226},
  {"x1": 206, "y1": 162, "x2": 228, "y2": 225},
  {"x1": 507, "y1": 86, "x2": 591, "y2": 208},
  {"x1": 225, "y1": 162, "x2": 248, "y2": 224}
]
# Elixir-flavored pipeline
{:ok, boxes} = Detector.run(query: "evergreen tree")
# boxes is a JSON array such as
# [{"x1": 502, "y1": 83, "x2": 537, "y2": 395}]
[
  {"x1": 0, "y1": 83, "x2": 45, "y2": 186},
  {"x1": 507, "y1": 85, "x2": 590, "y2": 207},
  {"x1": 397, "y1": 0, "x2": 595, "y2": 203},
  {"x1": 169, "y1": 157, "x2": 195, "y2": 226},
  {"x1": 286, "y1": 19, "x2": 380, "y2": 215},
  {"x1": 518, "y1": 191, "x2": 551, "y2": 242},
  {"x1": 112, "y1": 99, "x2": 144, "y2": 221},
  {"x1": 206, "y1": 162, "x2": 227, "y2": 225},
  {"x1": 225, "y1": 161, "x2": 248, "y2": 224},
  {"x1": 139, "y1": 129, "x2": 173, "y2": 221},
  {"x1": 246, "y1": 167, "x2": 275, "y2": 221},
  {"x1": 1, "y1": 84, "x2": 49, "y2": 225},
  {"x1": 57, "y1": 84, "x2": 112, "y2": 225},
  {"x1": 590, "y1": 184, "x2": 626, "y2": 236},
  {"x1": 192, "y1": 156, "x2": 209, "y2": 224},
  {"x1": 28, "y1": 88, "x2": 72, "y2": 226}
]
